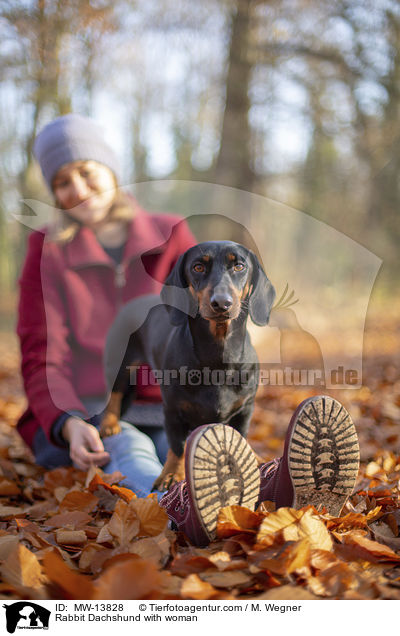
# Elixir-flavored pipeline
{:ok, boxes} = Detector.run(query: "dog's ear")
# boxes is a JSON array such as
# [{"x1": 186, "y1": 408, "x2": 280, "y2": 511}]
[
  {"x1": 160, "y1": 253, "x2": 198, "y2": 325},
  {"x1": 248, "y1": 252, "x2": 276, "y2": 326}
]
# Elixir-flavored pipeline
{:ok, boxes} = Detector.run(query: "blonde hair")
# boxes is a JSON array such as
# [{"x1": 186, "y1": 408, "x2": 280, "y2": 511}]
[{"x1": 49, "y1": 188, "x2": 136, "y2": 244}]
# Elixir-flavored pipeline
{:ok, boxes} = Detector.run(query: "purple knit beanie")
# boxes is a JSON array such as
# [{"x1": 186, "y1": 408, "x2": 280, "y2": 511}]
[{"x1": 33, "y1": 114, "x2": 120, "y2": 189}]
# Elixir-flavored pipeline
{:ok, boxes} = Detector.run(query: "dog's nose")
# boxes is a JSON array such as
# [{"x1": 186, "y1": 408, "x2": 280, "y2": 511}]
[{"x1": 211, "y1": 294, "x2": 233, "y2": 312}]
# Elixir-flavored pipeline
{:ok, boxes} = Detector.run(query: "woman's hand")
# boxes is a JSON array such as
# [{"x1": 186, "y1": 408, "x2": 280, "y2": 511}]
[{"x1": 62, "y1": 416, "x2": 110, "y2": 470}]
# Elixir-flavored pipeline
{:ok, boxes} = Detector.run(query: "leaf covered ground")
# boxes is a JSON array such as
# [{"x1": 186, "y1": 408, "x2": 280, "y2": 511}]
[{"x1": 0, "y1": 305, "x2": 399, "y2": 601}]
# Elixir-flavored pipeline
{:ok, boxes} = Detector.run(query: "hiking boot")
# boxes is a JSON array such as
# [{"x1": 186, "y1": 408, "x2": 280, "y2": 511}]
[
  {"x1": 257, "y1": 395, "x2": 360, "y2": 516},
  {"x1": 160, "y1": 423, "x2": 260, "y2": 546}
]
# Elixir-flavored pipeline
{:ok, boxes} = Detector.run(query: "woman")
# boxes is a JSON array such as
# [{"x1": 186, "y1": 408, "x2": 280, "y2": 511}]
[
  {"x1": 17, "y1": 113, "x2": 360, "y2": 546},
  {"x1": 17, "y1": 113, "x2": 196, "y2": 497}
]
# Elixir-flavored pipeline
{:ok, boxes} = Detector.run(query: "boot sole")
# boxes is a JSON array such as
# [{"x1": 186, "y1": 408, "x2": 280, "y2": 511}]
[
  {"x1": 288, "y1": 396, "x2": 360, "y2": 516},
  {"x1": 186, "y1": 424, "x2": 260, "y2": 540}
]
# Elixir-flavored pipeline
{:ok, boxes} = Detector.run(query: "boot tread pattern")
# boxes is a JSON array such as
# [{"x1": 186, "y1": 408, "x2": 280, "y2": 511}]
[
  {"x1": 289, "y1": 396, "x2": 360, "y2": 516},
  {"x1": 190, "y1": 424, "x2": 260, "y2": 537}
]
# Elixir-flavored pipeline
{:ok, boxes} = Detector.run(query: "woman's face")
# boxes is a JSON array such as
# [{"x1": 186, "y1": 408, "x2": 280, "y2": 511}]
[{"x1": 52, "y1": 160, "x2": 117, "y2": 226}]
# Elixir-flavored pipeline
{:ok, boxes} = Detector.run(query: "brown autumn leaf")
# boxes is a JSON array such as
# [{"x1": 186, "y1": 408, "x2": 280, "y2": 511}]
[
  {"x1": 170, "y1": 554, "x2": 216, "y2": 576},
  {"x1": 107, "y1": 500, "x2": 140, "y2": 546},
  {"x1": 251, "y1": 538, "x2": 311, "y2": 575},
  {"x1": 96, "y1": 523, "x2": 114, "y2": 544},
  {"x1": 0, "y1": 535, "x2": 19, "y2": 560},
  {"x1": 59, "y1": 490, "x2": 99, "y2": 513},
  {"x1": 307, "y1": 561, "x2": 359, "y2": 597},
  {"x1": 129, "y1": 537, "x2": 165, "y2": 566},
  {"x1": 87, "y1": 472, "x2": 136, "y2": 503},
  {"x1": 254, "y1": 584, "x2": 319, "y2": 600},
  {"x1": 93, "y1": 556, "x2": 161, "y2": 599},
  {"x1": 324, "y1": 507, "x2": 383, "y2": 533},
  {"x1": 129, "y1": 497, "x2": 168, "y2": 536},
  {"x1": 0, "y1": 477, "x2": 20, "y2": 495},
  {"x1": 208, "y1": 551, "x2": 249, "y2": 571},
  {"x1": 1, "y1": 544, "x2": 45, "y2": 589},
  {"x1": 43, "y1": 549, "x2": 95, "y2": 598},
  {"x1": 56, "y1": 529, "x2": 87, "y2": 546},
  {"x1": 370, "y1": 521, "x2": 400, "y2": 551},
  {"x1": 27, "y1": 499, "x2": 58, "y2": 520},
  {"x1": 217, "y1": 505, "x2": 263, "y2": 538},
  {"x1": 342, "y1": 531, "x2": 400, "y2": 563},
  {"x1": 159, "y1": 571, "x2": 184, "y2": 598},
  {"x1": 309, "y1": 549, "x2": 339, "y2": 571},
  {"x1": 292, "y1": 508, "x2": 333, "y2": 550},
  {"x1": 180, "y1": 573, "x2": 219, "y2": 600},
  {"x1": 256, "y1": 507, "x2": 305, "y2": 546},
  {"x1": 46, "y1": 511, "x2": 92, "y2": 528},
  {"x1": 0, "y1": 505, "x2": 26, "y2": 519},
  {"x1": 200, "y1": 569, "x2": 252, "y2": 588},
  {"x1": 43, "y1": 467, "x2": 77, "y2": 491},
  {"x1": 324, "y1": 512, "x2": 369, "y2": 532},
  {"x1": 79, "y1": 543, "x2": 111, "y2": 573}
]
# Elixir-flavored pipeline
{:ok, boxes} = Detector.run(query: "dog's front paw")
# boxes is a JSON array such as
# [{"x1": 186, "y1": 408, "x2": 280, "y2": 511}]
[
  {"x1": 100, "y1": 413, "x2": 121, "y2": 438},
  {"x1": 152, "y1": 449, "x2": 185, "y2": 491},
  {"x1": 152, "y1": 466, "x2": 185, "y2": 492}
]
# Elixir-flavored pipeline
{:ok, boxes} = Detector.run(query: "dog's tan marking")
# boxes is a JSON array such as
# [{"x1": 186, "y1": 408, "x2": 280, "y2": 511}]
[
  {"x1": 227, "y1": 252, "x2": 236, "y2": 262},
  {"x1": 189, "y1": 283, "x2": 202, "y2": 307},
  {"x1": 240, "y1": 281, "x2": 250, "y2": 299},
  {"x1": 232, "y1": 397, "x2": 245, "y2": 410},
  {"x1": 152, "y1": 448, "x2": 185, "y2": 491},
  {"x1": 207, "y1": 319, "x2": 231, "y2": 340},
  {"x1": 178, "y1": 400, "x2": 192, "y2": 412}
]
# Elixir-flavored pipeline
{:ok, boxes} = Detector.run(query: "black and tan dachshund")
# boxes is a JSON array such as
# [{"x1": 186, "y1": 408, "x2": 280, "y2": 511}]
[{"x1": 100, "y1": 241, "x2": 275, "y2": 490}]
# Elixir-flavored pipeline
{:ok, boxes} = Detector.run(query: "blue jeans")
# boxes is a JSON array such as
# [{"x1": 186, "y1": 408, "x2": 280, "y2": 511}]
[{"x1": 33, "y1": 402, "x2": 168, "y2": 499}]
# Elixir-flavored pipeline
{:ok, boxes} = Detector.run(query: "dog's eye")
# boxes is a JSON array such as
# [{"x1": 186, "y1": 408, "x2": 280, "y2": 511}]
[
  {"x1": 193, "y1": 263, "x2": 205, "y2": 273},
  {"x1": 233, "y1": 263, "x2": 245, "y2": 272}
]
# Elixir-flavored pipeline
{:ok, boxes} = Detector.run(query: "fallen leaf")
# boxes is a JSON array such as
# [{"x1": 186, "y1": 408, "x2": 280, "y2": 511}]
[
  {"x1": 0, "y1": 505, "x2": 26, "y2": 519},
  {"x1": 79, "y1": 544, "x2": 110, "y2": 573},
  {"x1": 88, "y1": 473, "x2": 136, "y2": 503},
  {"x1": 44, "y1": 468, "x2": 76, "y2": 491},
  {"x1": 0, "y1": 535, "x2": 20, "y2": 560},
  {"x1": 256, "y1": 507, "x2": 304, "y2": 546},
  {"x1": 59, "y1": 490, "x2": 99, "y2": 513},
  {"x1": 0, "y1": 478, "x2": 20, "y2": 495},
  {"x1": 181, "y1": 573, "x2": 218, "y2": 600},
  {"x1": 93, "y1": 556, "x2": 161, "y2": 599},
  {"x1": 296, "y1": 508, "x2": 333, "y2": 550},
  {"x1": 43, "y1": 549, "x2": 94, "y2": 598},
  {"x1": 1, "y1": 544, "x2": 45, "y2": 589},
  {"x1": 216, "y1": 505, "x2": 263, "y2": 539},
  {"x1": 171, "y1": 554, "x2": 215, "y2": 576},
  {"x1": 129, "y1": 498, "x2": 168, "y2": 536},
  {"x1": 342, "y1": 532, "x2": 400, "y2": 563},
  {"x1": 254, "y1": 584, "x2": 318, "y2": 600},
  {"x1": 251, "y1": 539, "x2": 311, "y2": 575},
  {"x1": 200, "y1": 569, "x2": 251, "y2": 588},
  {"x1": 56, "y1": 529, "x2": 87, "y2": 545},
  {"x1": 310, "y1": 549, "x2": 338, "y2": 571},
  {"x1": 107, "y1": 500, "x2": 140, "y2": 546},
  {"x1": 308, "y1": 562, "x2": 359, "y2": 597},
  {"x1": 46, "y1": 511, "x2": 92, "y2": 528},
  {"x1": 129, "y1": 537, "x2": 165, "y2": 565}
]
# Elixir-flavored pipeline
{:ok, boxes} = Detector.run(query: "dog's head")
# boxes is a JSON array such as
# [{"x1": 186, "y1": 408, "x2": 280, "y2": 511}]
[{"x1": 161, "y1": 241, "x2": 275, "y2": 327}]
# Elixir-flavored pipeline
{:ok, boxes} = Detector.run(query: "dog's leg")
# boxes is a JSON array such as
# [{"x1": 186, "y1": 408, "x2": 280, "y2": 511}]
[
  {"x1": 152, "y1": 448, "x2": 185, "y2": 491},
  {"x1": 100, "y1": 391, "x2": 123, "y2": 437}
]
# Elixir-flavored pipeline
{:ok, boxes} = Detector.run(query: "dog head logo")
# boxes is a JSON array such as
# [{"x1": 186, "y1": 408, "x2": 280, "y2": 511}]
[{"x1": 3, "y1": 602, "x2": 50, "y2": 633}]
